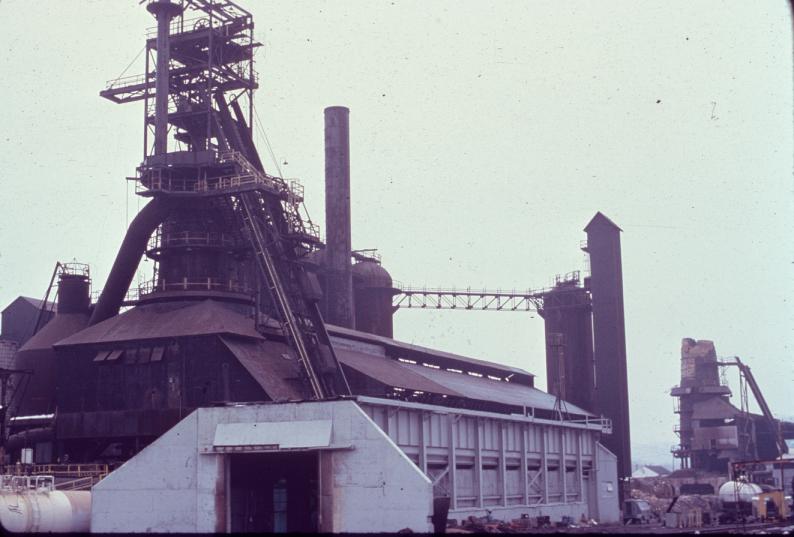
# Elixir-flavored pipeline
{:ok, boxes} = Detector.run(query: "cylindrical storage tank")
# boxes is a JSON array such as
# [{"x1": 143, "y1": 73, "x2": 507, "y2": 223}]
[
  {"x1": 0, "y1": 490, "x2": 90, "y2": 533},
  {"x1": 718, "y1": 481, "x2": 763, "y2": 504},
  {"x1": 57, "y1": 274, "x2": 90, "y2": 314},
  {"x1": 539, "y1": 284, "x2": 595, "y2": 413},
  {"x1": 352, "y1": 259, "x2": 397, "y2": 338}
]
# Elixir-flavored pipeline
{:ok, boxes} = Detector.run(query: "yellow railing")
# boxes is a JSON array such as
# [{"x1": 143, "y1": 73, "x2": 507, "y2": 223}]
[{"x1": 1, "y1": 463, "x2": 109, "y2": 480}]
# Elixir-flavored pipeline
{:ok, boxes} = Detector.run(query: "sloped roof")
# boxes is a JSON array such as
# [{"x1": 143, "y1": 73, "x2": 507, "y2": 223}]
[
  {"x1": 334, "y1": 345, "x2": 593, "y2": 416},
  {"x1": 19, "y1": 313, "x2": 89, "y2": 352},
  {"x1": 328, "y1": 324, "x2": 534, "y2": 383},
  {"x1": 646, "y1": 465, "x2": 671, "y2": 475},
  {"x1": 55, "y1": 300, "x2": 263, "y2": 347},
  {"x1": 402, "y1": 362, "x2": 592, "y2": 415},
  {"x1": 692, "y1": 397, "x2": 741, "y2": 420},
  {"x1": 220, "y1": 336, "x2": 306, "y2": 402},
  {"x1": 2, "y1": 296, "x2": 56, "y2": 314},
  {"x1": 584, "y1": 211, "x2": 622, "y2": 232},
  {"x1": 336, "y1": 348, "x2": 461, "y2": 397}
]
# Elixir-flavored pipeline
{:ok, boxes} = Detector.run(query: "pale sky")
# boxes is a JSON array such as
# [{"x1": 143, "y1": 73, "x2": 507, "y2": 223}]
[{"x1": 1, "y1": 1, "x2": 793, "y2": 465}]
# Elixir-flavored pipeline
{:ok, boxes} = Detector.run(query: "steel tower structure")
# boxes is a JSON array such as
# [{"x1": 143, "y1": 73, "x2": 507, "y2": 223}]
[{"x1": 96, "y1": 0, "x2": 349, "y2": 400}]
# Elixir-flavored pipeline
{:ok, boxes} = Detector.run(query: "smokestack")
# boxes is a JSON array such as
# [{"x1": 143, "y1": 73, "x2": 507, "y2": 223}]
[
  {"x1": 323, "y1": 106, "x2": 354, "y2": 327},
  {"x1": 584, "y1": 212, "x2": 631, "y2": 491}
]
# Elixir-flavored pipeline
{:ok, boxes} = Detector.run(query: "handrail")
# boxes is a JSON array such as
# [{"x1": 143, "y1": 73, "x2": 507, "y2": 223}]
[
  {"x1": 139, "y1": 278, "x2": 251, "y2": 296},
  {"x1": 148, "y1": 230, "x2": 237, "y2": 250}
]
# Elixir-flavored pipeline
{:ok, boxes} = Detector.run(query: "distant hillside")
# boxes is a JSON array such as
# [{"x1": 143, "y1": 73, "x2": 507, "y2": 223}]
[{"x1": 632, "y1": 441, "x2": 676, "y2": 468}]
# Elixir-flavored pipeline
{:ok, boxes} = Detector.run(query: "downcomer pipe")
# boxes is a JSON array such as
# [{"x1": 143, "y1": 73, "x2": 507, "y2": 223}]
[
  {"x1": 324, "y1": 106, "x2": 355, "y2": 328},
  {"x1": 89, "y1": 199, "x2": 170, "y2": 325}
]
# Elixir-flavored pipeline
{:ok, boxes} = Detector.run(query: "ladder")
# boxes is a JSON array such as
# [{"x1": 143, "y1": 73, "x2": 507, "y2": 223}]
[
  {"x1": 212, "y1": 93, "x2": 349, "y2": 400},
  {"x1": 238, "y1": 192, "x2": 327, "y2": 398}
]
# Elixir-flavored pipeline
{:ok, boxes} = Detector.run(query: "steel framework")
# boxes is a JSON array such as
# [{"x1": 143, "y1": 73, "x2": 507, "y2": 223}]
[{"x1": 393, "y1": 273, "x2": 590, "y2": 313}]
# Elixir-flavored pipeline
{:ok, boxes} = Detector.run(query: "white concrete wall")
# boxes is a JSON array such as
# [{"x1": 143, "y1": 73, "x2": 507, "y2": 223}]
[
  {"x1": 91, "y1": 401, "x2": 433, "y2": 533},
  {"x1": 594, "y1": 442, "x2": 620, "y2": 524},
  {"x1": 325, "y1": 404, "x2": 433, "y2": 532},
  {"x1": 91, "y1": 412, "x2": 204, "y2": 533}
]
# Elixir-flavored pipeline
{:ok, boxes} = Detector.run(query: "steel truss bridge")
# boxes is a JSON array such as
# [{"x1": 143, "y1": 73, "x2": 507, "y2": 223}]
[{"x1": 392, "y1": 272, "x2": 590, "y2": 313}]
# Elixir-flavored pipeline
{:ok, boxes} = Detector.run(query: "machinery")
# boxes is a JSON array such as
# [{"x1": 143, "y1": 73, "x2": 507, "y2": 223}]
[
  {"x1": 0, "y1": 1, "x2": 625, "y2": 531},
  {"x1": 392, "y1": 212, "x2": 633, "y2": 492},
  {"x1": 672, "y1": 339, "x2": 793, "y2": 473},
  {"x1": 623, "y1": 499, "x2": 653, "y2": 525}
]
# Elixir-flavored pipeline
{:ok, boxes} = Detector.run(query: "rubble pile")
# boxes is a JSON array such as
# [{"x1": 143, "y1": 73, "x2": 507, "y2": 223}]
[{"x1": 448, "y1": 513, "x2": 603, "y2": 533}]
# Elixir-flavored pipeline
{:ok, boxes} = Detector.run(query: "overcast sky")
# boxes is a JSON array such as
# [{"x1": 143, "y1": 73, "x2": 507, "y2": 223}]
[{"x1": 1, "y1": 1, "x2": 793, "y2": 465}]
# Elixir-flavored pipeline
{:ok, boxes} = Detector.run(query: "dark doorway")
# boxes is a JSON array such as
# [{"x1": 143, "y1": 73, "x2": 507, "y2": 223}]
[{"x1": 229, "y1": 451, "x2": 318, "y2": 533}]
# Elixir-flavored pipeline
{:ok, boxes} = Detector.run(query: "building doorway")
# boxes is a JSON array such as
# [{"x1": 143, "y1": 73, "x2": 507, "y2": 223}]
[{"x1": 229, "y1": 451, "x2": 318, "y2": 533}]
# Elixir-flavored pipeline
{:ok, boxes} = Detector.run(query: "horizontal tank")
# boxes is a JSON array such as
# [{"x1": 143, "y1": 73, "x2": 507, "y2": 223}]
[
  {"x1": 718, "y1": 481, "x2": 763, "y2": 504},
  {"x1": 0, "y1": 476, "x2": 90, "y2": 533}
]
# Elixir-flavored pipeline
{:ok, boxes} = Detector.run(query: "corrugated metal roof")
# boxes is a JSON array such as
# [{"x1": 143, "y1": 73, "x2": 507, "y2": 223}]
[
  {"x1": 221, "y1": 336, "x2": 307, "y2": 402},
  {"x1": 335, "y1": 348, "x2": 462, "y2": 397},
  {"x1": 55, "y1": 300, "x2": 263, "y2": 347},
  {"x1": 402, "y1": 362, "x2": 592, "y2": 415},
  {"x1": 328, "y1": 324, "x2": 534, "y2": 382},
  {"x1": 333, "y1": 342, "x2": 592, "y2": 416}
]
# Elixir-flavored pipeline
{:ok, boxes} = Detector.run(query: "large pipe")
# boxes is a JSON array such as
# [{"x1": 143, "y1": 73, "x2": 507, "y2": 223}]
[
  {"x1": 147, "y1": 1, "x2": 183, "y2": 155},
  {"x1": 89, "y1": 199, "x2": 170, "y2": 325},
  {"x1": 323, "y1": 106, "x2": 354, "y2": 328}
]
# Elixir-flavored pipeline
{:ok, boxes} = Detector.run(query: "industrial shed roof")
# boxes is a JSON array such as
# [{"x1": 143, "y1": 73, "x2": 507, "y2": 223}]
[
  {"x1": 335, "y1": 348, "x2": 461, "y2": 397},
  {"x1": 18, "y1": 313, "x2": 89, "y2": 352},
  {"x1": 55, "y1": 300, "x2": 263, "y2": 347},
  {"x1": 401, "y1": 362, "x2": 592, "y2": 416},
  {"x1": 2, "y1": 296, "x2": 56, "y2": 313},
  {"x1": 220, "y1": 336, "x2": 306, "y2": 402},
  {"x1": 335, "y1": 345, "x2": 592, "y2": 416},
  {"x1": 328, "y1": 324, "x2": 535, "y2": 384}
]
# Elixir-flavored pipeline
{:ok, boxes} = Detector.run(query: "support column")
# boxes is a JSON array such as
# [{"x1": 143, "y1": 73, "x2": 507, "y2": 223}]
[
  {"x1": 419, "y1": 411, "x2": 428, "y2": 474},
  {"x1": 499, "y1": 423, "x2": 507, "y2": 507},
  {"x1": 475, "y1": 419, "x2": 483, "y2": 509},
  {"x1": 561, "y1": 428, "x2": 567, "y2": 504},
  {"x1": 521, "y1": 424, "x2": 529, "y2": 506},
  {"x1": 577, "y1": 431, "x2": 584, "y2": 503},
  {"x1": 542, "y1": 426, "x2": 549, "y2": 504},
  {"x1": 448, "y1": 415, "x2": 458, "y2": 510}
]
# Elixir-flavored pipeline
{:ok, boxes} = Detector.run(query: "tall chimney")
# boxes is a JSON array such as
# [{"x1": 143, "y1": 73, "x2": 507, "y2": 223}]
[
  {"x1": 323, "y1": 106, "x2": 354, "y2": 327},
  {"x1": 584, "y1": 211, "x2": 631, "y2": 495}
]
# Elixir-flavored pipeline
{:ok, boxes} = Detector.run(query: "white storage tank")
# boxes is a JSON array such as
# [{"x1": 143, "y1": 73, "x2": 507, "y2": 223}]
[
  {"x1": 718, "y1": 481, "x2": 763, "y2": 504},
  {"x1": 0, "y1": 476, "x2": 90, "y2": 533}
]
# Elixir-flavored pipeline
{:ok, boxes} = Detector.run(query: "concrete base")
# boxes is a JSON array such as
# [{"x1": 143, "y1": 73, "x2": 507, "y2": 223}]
[{"x1": 91, "y1": 400, "x2": 433, "y2": 533}]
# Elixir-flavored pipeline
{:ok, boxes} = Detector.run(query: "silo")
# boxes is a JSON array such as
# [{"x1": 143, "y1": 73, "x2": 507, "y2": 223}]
[
  {"x1": 539, "y1": 282, "x2": 595, "y2": 412},
  {"x1": 352, "y1": 259, "x2": 397, "y2": 338},
  {"x1": 8, "y1": 269, "x2": 91, "y2": 461}
]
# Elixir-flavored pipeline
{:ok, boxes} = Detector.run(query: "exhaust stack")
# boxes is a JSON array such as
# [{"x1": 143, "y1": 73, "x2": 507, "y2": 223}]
[{"x1": 323, "y1": 106, "x2": 355, "y2": 328}]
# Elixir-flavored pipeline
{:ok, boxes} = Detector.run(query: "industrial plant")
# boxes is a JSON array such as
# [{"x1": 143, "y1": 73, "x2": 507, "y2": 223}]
[{"x1": 0, "y1": 0, "x2": 791, "y2": 534}]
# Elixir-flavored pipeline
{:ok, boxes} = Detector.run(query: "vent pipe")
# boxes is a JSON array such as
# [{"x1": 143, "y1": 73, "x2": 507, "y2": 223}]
[{"x1": 147, "y1": 0, "x2": 183, "y2": 155}]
